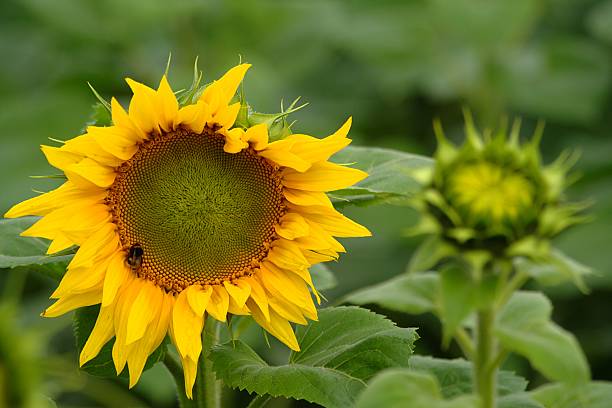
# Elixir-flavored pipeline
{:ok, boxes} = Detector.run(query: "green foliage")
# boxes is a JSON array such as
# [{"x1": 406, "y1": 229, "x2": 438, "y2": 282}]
[
  {"x1": 309, "y1": 263, "x2": 337, "y2": 291},
  {"x1": 0, "y1": 217, "x2": 71, "y2": 280},
  {"x1": 409, "y1": 356, "x2": 527, "y2": 398},
  {"x1": 531, "y1": 382, "x2": 612, "y2": 408},
  {"x1": 354, "y1": 369, "x2": 478, "y2": 408},
  {"x1": 439, "y1": 265, "x2": 478, "y2": 346},
  {"x1": 343, "y1": 272, "x2": 439, "y2": 315},
  {"x1": 73, "y1": 305, "x2": 166, "y2": 379},
  {"x1": 495, "y1": 291, "x2": 590, "y2": 384},
  {"x1": 209, "y1": 306, "x2": 417, "y2": 408},
  {"x1": 330, "y1": 146, "x2": 433, "y2": 207}
]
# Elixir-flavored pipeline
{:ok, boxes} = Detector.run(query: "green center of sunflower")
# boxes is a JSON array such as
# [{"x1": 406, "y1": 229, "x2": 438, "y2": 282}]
[
  {"x1": 446, "y1": 161, "x2": 534, "y2": 225},
  {"x1": 108, "y1": 129, "x2": 284, "y2": 292}
]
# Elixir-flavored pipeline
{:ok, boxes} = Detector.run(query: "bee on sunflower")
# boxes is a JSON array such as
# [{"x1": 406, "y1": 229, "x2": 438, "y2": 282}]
[{"x1": 4, "y1": 64, "x2": 370, "y2": 397}]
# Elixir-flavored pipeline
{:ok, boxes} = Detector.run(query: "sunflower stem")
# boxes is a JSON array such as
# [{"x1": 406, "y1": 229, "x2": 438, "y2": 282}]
[
  {"x1": 474, "y1": 307, "x2": 496, "y2": 408},
  {"x1": 200, "y1": 317, "x2": 222, "y2": 408}
]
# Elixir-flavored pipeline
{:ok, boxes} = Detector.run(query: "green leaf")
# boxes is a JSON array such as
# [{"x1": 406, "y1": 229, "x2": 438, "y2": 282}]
[
  {"x1": 439, "y1": 265, "x2": 477, "y2": 346},
  {"x1": 495, "y1": 291, "x2": 590, "y2": 384},
  {"x1": 0, "y1": 217, "x2": 72, "y2": 280},
  {"x1": 343, "y1": 272, "x2": 439, "y2": 315},
  {"x1": 210, "y1": 306, "x2": 418, "y2": 408},
  {"x1": 515, "y1": 249, "x2": 591, "y2": 292},
  {"x1": 409, "y1": 356, "x2": 528, "y2": 398},
  {"x1": 531, "y1": 381, "x2": 612, "y2": 408},
  {"x1": 354, "y1": 369, "x2": 478, "y2": 408},
  {"x1": 73, "y1": 305, "x2": 166, "y2": 379},
  {"x1": 408, "y1": 236, "x2": 457, "y2": 273},
  {"x1": 310, "y1": 263, "x2": 337, "y2": 291},
  {"x1": 330, "y1": 146, "x2": 432, "y2": 207},
  {"x1": 499, "y1": 393, "x2": 544, "y2": 408}
]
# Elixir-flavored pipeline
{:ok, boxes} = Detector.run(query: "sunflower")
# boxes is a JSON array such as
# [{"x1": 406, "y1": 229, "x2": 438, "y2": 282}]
[{"x1": 4, "y1": 64, "x2": 370, "y2": 397}]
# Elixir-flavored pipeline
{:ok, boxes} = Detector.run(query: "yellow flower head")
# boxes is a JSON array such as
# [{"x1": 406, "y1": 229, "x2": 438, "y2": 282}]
[{"x1": 5, "y1": 64, "x2": 370, "y2": 397}]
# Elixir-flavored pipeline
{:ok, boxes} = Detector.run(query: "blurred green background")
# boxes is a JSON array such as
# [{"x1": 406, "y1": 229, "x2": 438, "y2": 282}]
[{"x1": 1, "y1": 0, "x2": 612, "y2": 407}]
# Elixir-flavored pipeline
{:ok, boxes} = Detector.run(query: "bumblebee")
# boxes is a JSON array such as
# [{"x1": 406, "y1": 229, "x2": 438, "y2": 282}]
[{"x1": 126, "y1": 243, "x2": 144, "y2": 270}]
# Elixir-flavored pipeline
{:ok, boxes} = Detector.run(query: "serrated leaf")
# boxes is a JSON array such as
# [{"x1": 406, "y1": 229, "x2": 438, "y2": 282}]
[
  {"x1": 330, "y1": 146, "x2": 432, "y2": 207},
  {"x1": 495, "y1": 291, "x2": 590, "y2": 384},
  {"x1": 0, "y1": 217, "x2": 72, "y2": 280},
  {"x1": 310, "y1": 263, "x2": 337, "y2": 291},
  {"x1": 210, "y1": 306, "x2": 418, "y2": 408},
  {"x1": 531, "y1": 381, "x2": 612, "y2": 408},
  {"x1": 73, "y1": 305, "x2": 166, "y2": 379},
  {"x1": 409, "y1": 356, "x2": 528, "y2": 398},
  {"x1": 355, "y1": 369, "x2": 478, "y2": 408},
  {"x1": 343, "y1": 272, "x2": 439, "y2": 315}
]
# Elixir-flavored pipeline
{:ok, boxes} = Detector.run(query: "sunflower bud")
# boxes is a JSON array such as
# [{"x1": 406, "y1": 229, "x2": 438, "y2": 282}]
[{"x1": 410, "y1": 114, "x2": 588, "y2": 272}]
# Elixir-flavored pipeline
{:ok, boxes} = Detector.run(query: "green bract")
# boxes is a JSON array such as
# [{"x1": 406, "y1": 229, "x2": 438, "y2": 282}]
[{"x1": 410, "y1": 114, "x2": 588, "y2": 280}]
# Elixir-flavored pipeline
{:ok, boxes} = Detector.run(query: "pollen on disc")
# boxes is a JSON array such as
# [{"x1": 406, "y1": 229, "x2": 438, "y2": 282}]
[{"x1": 107, "y1": 130, "x2": 284, "y2": 292}]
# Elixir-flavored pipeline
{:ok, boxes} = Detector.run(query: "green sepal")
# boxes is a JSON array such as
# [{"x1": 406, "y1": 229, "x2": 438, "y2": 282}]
[{"x1": 233, "y1": 97, "x2": 308, "y2": 142}]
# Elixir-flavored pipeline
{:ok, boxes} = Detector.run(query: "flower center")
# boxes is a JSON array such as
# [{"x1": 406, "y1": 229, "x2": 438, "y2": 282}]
[
  {"x1": 446, "y1": 161, "x2": 534, "y2": 224},
  {"x1": 107, "y1": 129, "x2": 284, "y2": 292}
]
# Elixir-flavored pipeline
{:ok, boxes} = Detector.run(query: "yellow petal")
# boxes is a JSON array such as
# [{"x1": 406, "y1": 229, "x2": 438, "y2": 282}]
[
  {"x1": 68, "y1": 223, "x2": 119, "y2": 270},
  {"x1": 102, "y1": 250, "x2": 131, "y2": 307},
  {"x1": 245, "y1": 123, "x2": 268, "y2": 150},
  {"x1": 111, "y1": 97, "x2": 147, "y2": 140},
  {"x1": 267, "y1": 239, "x2": 309, "y2": 270},
  {"x1": 223, "y1": 128, "x2": 248, "y2": 153},
  {"x1": 282, "y1": 161, "x2": 367, "y2": 192},
  {"x1": 126, "y1": 78, "x2": 162, "y2": 136},
  {"x1": 206, "y1": 285, "x2": 229, "y2": 322},
  {"x1": 215, "y1": 102, "x2": 241, "y2": 129},
  {"x1": 283, "y1": 189, "x2": 333, "y2": 208},
  {"x1": 294, "y1": 205, "x2": 371, "y2": 238},
  {"x1": 41, "y1": 145, "x2": 83, "y2": 171},
  {"x1": 112, "y1": 279, "x2": 139, "y2": 374},
  {"x1": 42, "y1": 289, "x2": 101, "y2": 318},
  {"x1": 52, "y1": 255, "x2": 112, "y2": 298},
  {"x1": 65, "y1": 158, "x2": 116, "y2": 188},
  {"x1": 172, "y1": 290, "x2": 204, "y2": 361},
  {"x1": 285, "y1": 117, "x2": 352, "y2": 163},
  {"x1": 62, "y1": 134, "x2": 124, "y2": 167},
  {"x1": 200, "y1": 64, "x2": 251, "y2": 108},
  {"x1": 248, "y1": 302, "x2": 300, "y2": 351},
  {"x1": 126, "y1": 291, "x2": 173, "y2": 388},
  {"x1": 47, "y1": 233, "x2": 75, "y2": 254},
  {"x1": 275, "y1": 212, "x2": 310, "y2": 240},
  {"x1": 223, "y1": 280, "x2": 251, "y2": 308},
  {"x1": 21, "y1": 203, "x2": 111, "y2": 243},
  {"x1": 181, "y1": 356, "x2": 198, "y2": 399},
  {"x1": 260, "y1": 261, "x2": 315, "y2": 312},
  {"x1": 186, "y1": 285, "x2": 212, "y2": 316},
  {"x1": 80, "y1": 305, "x2": 114, "y2": 366},
  {"x1": 176, "y1": 101, "x2": 211, "y2": 134},
  {"x1": 4, "y1": 182, "x2": 90, "y2": 218},
  {"x1": 88, "y1": 126, "x2": 138, "y2": 161},
  {"x1": 126, "y1": 280, "x2": 162, "y2": 344},
  {"x1": 259, "y1": 148, "x2": 311, "y2": 172},
  {"x1": 157, "y1": 75, "x2": 179, "y2": 132},
  {"x1": 244, "y1": 276, "x2": 269, "y2": 322}
]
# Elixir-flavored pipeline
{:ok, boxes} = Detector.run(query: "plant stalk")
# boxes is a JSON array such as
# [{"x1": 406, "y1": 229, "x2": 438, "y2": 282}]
[
  {"x1": 201, "y1": 318, "x2": 222, "y2": 408},
  {"x1": 474, "y1": 308, "x2": 496, "y2": 408},
  {"x1": 164, "y1": 318, "x2": 222, "y2": 408}
]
